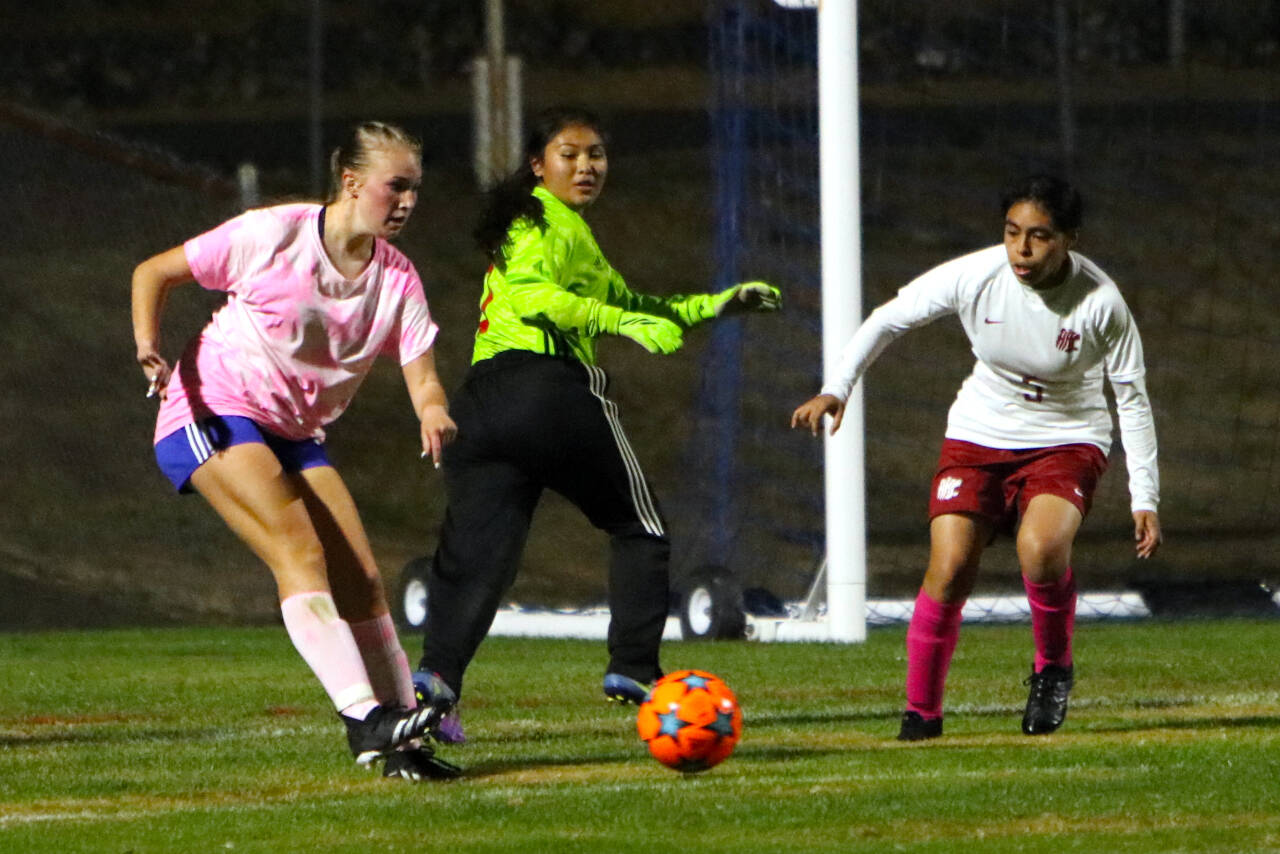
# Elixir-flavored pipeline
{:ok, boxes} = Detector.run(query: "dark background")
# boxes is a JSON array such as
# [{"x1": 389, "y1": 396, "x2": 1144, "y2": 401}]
[{"x1": 4, "y1": 1, "x2": 1279, "y2": 627}]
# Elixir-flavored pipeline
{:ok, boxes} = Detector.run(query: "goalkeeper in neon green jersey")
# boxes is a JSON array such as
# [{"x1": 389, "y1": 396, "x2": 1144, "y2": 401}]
[
  {"x1": 472, "y1": 183, "x2": 779, "y2": 365},
  {"x1": 415, "y1": 107, "x2": 780, "y2": 728}
]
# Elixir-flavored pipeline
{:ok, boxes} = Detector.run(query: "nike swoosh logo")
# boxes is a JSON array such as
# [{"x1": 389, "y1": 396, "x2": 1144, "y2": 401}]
[{"x1": 984, "y1": 318, "x2": 1003, "y2": 324}]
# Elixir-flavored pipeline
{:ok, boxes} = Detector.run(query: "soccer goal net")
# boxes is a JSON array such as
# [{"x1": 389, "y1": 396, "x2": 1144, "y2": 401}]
[{"x1": 690, "y1": 0, "x2": 1280, "y2": 629}]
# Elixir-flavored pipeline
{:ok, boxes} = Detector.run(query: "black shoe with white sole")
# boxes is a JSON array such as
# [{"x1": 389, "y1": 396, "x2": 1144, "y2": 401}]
[
  {"x1": 383, "y1": 746, "x2": 462, "y2": 781},
  {"x1": 341, "y1": 702, "x2": 452, "y2": 766}
]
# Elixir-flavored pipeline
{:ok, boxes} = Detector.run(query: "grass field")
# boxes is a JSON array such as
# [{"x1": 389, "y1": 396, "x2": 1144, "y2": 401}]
[{"x1": 3, "y1": 620, "x2": 1279, "y2": 853}]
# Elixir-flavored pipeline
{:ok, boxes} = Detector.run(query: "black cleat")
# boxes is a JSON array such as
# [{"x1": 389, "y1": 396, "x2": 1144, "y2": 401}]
[
  {"x1": 602, "y1": 673, "x2": 651, "y2": 706},
  {"x1": 896, "y1": 711, "x2": 943, "y2": 741},
  {"x1": 413, "y1": 671, "x2": 466, "y2": 743},
  {"x1": 1022, "y1": 664, "x2": 1074, "y2": 735},
  {"x1": 383, "y1": 746, "x2": 463, "y2": 781},
  {"x1": 341, "y1": 701, "x2": 453, "y2": 766}
]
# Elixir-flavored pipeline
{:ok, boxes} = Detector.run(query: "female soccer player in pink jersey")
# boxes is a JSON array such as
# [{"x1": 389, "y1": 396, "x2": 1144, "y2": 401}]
[
  {"x1": 132, "y1": 122, "x2": 458, "y2": 780},
  {"x1": 791, "y1": 175, "x2": 1161, "y2": 740}
]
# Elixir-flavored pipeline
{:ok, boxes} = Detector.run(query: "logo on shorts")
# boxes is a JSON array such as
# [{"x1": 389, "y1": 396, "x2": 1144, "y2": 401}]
[
  {"x1": 936, "y1": 476, "x2": 963, "y2": 501},
  {"x1": 1056, "y1": 328, "x2": 1081, "y2": 353},
  {"x1": 1073, "y1": 487, "x2": 1084, "y2": 497}
]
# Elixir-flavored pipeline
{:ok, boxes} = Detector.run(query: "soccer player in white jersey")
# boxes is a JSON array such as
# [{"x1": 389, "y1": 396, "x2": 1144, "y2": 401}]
[
  {"x1": 791, "y1": 174, "x2": 1161, "y2": 740},
  {"x1": 132, "y1": 122, "x2": 459, "y2": 780}
]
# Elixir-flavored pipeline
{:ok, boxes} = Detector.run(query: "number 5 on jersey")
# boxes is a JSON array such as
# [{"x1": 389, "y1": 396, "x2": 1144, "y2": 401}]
[{"x1": 1021, "y1": 375, "x2": 1045, "y2": 403}]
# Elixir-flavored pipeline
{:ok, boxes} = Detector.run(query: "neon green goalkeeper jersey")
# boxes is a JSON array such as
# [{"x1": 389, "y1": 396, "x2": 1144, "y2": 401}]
[{"x1": 472, "y1": 186, "x2": 708, "y2": 366}]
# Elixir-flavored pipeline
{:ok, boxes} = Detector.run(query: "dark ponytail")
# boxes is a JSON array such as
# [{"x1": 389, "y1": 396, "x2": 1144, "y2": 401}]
[
  {"x1": 473, "y1": 168, "x2": 542, "y2": 262},
  {"x1": 473, "y1": 106, "x2": 608, "y2": 261}
]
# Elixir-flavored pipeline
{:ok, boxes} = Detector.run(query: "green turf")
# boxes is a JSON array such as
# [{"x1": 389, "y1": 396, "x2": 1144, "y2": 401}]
[{"x1": 2, "y1": 620, "x2": 1279, "y2": 853}]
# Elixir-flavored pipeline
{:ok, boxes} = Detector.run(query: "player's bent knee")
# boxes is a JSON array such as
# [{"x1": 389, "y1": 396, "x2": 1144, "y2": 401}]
[{"x1": 1016, "y1": 534, "x2": 1071, "y2": 578}]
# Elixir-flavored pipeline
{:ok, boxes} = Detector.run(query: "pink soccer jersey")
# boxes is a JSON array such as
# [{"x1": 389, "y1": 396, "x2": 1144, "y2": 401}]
[{"x1": 154, "y1": 203, "x2": 438, "y2": 443}]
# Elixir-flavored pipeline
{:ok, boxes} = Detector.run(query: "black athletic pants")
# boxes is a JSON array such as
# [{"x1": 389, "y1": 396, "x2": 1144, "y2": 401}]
[{"x1": 419, "y1": 350, "x2": 671, "y2": 697}]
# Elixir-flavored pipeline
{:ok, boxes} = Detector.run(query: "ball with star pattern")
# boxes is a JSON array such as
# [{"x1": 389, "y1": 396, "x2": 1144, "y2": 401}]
[{"x1": 635, "y1": 669, "x2": 741, "y2": 772}]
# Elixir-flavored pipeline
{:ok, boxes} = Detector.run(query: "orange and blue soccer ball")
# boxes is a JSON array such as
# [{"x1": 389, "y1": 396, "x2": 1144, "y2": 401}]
[{"x1": 636, "y1": 669, "x2": 742, "y2": 773}]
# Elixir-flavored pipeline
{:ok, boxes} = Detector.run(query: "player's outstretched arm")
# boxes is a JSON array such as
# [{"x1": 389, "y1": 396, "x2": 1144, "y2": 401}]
[
  {"x1": 1133, "y1": 510, "x2": 1162, "y2": 559},
  {"x1": 790, "y1": 393, "x2": 845, "y2": 436},
  {"x1": 633, "y1": 281, "x2": 783, "y2": 327}
]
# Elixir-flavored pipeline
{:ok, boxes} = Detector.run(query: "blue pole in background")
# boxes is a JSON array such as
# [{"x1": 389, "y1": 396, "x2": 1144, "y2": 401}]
[{"x1": 704, "y1": 1, "x2": 748, "y2": 568}]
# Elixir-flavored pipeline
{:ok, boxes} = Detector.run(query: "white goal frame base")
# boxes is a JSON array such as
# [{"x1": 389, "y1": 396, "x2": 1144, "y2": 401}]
[{"x1": 481, "y1": 592, "x2": 1152, "y2": 642}]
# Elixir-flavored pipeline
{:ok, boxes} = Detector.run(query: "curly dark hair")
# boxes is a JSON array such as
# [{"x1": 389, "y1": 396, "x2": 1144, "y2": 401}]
[{"x1": 999, "y1": 174, "x2": 1083, "y2": 232}]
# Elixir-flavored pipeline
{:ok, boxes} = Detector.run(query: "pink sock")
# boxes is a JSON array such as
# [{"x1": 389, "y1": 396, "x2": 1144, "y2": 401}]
[
  {"x1": 1024, "y1": 568, "x2": 1076, "y2": 672},
  {"x1": 280, "y1": 592, "x2": 377, "y2": 718},
  {"x1": 349, "y1": 613, "x2": 416, "y2": 709},
  {"x1": 904, "y1": 589, "x2": 964, "y2": 719}
]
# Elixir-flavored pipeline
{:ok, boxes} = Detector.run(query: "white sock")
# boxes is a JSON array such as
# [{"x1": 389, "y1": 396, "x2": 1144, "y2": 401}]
[
  {"x1": 279, "y1": 591, "x2": 377, "y2": 718},
  {"x1": 349, "y1": 613, "x2": 417, "y2": 709}
]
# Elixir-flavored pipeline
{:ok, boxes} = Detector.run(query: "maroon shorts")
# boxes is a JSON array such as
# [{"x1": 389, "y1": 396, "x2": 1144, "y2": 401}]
[{"x1": 928, "y1": 439, "x2": 1108, "y2": 532}]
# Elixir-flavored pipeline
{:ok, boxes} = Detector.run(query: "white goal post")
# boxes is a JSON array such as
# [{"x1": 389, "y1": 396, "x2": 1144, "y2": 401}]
[
  {"x1": 758, "y1": 0, "x2": 867, "y2": 643},
  {"x1": 818, "y1": 0, "x2": 866, "y2": 643}
]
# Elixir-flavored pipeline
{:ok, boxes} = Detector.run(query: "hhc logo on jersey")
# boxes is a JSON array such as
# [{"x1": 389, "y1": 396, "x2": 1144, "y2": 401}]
[
  {"x1": 1056, "y1": 328, "x2": 1081, "y2": 353},
  {"x1": 936, "y1": 476, "x2": 962, "y2": 501}
]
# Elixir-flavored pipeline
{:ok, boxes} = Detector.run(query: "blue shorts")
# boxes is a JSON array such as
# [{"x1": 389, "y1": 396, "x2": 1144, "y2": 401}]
[{"x1": 154, "y1": 415, "x2": 330, "y2": 493}]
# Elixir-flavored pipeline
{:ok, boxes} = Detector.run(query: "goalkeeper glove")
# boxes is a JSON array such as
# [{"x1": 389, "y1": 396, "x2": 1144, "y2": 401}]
[
  {"x1": 716, "y1": 281, "x2": 782, "y2": 315},
  {"x1": 673, "y1": 281, "x2": 783, "y2": 323},
  {"x1": 598, "y1": 305, "x2": 684, "y2": 355}
]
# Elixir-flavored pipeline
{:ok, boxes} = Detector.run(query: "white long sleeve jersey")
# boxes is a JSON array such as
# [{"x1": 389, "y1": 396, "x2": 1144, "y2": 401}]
[{"x1": 821, "y1": 245, "x2": 1159, "y2": 512}]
